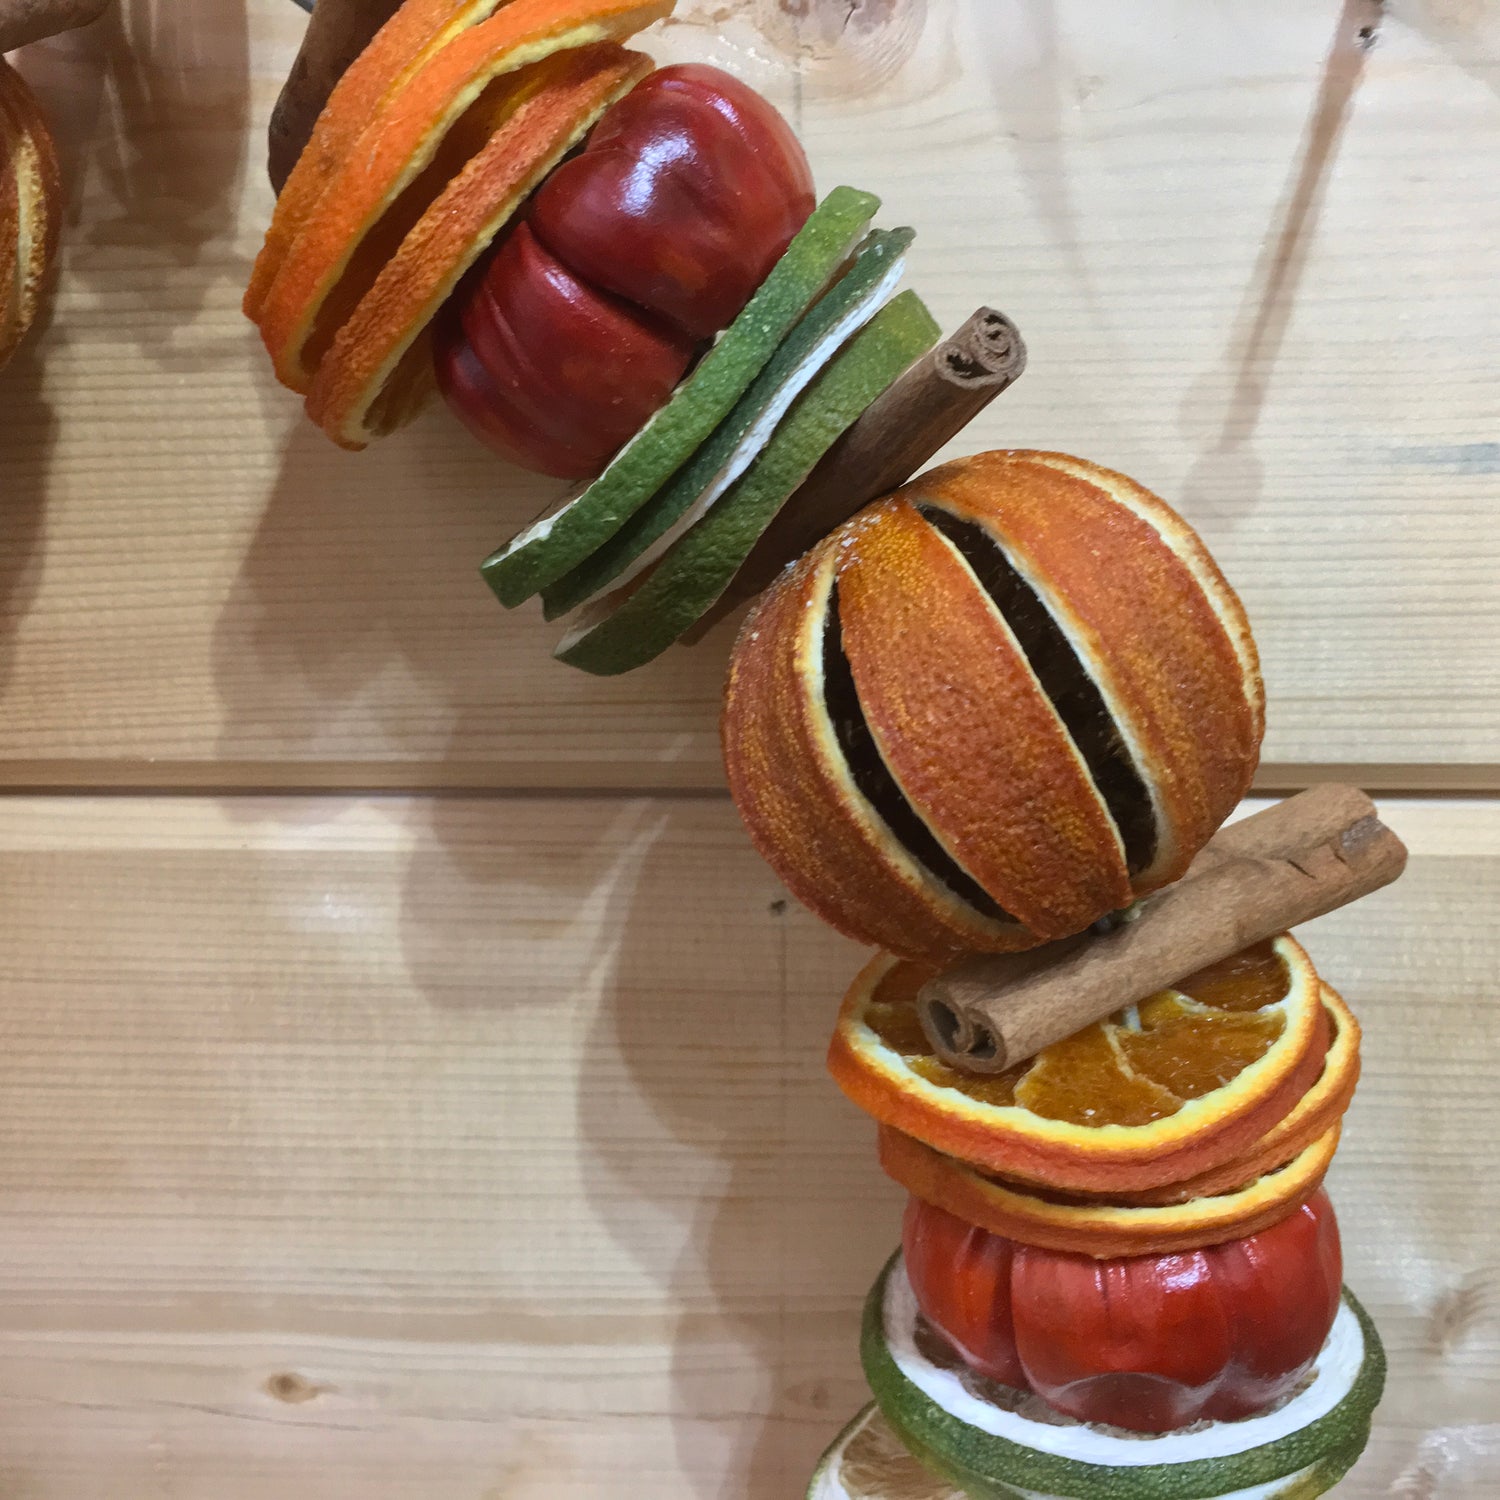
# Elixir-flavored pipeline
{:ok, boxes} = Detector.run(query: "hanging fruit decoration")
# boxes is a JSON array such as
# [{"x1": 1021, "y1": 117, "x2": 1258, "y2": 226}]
[{"x1": 248, "y1": 2, "x2": 1409, "y2": 1495}]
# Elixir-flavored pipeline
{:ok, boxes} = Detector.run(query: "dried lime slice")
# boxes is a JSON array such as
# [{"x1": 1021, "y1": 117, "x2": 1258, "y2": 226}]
[
  {"x1": 481, "y1": 185, "x2": 882, "y2": 608},
  {"x1": 539, "y1": 225, "x2": 915, "y2": 619},
  {"x1": 552, "y1": 289, "x2": 940, "y2": 675}
]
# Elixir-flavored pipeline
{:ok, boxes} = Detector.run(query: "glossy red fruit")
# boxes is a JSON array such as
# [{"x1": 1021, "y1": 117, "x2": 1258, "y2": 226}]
[
  {"x1": 528, "y1": 63, "x2": 815, "y2": 339},
  {"x1": 902, "y1": 1191, "x2": 1343, "y2": 1433},
  {"x1": 434, "y1": 221, "x2": 696, "y2": 479}
]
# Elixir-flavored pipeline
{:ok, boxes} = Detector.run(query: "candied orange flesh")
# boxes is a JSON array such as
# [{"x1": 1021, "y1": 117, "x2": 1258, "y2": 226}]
[{"x1": 857, "y1": 944, "x2": 1293, "y2": 1128}]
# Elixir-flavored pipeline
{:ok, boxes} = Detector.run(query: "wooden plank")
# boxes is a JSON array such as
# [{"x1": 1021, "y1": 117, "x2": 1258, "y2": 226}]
[
  {"x1": 0, "y1": 793, "x2": 1493, "y2": 1496},
  {"x1": 0, "y1": 1, "x2": 1495, "y2": 790}
]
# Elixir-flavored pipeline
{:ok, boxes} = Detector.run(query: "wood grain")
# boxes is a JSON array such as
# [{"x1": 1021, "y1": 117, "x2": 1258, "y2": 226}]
[
  {"x1": 0, "y1": 794, "x2": 1493, "y2": 1497},
  {"x1": 0, "y1": 0, "x2": 1494, "y2": 789}
]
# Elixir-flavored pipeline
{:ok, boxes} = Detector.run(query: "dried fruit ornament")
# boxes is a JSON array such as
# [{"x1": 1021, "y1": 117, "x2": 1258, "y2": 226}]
[{"x1": 245, "y1": 5, "x2": 1406, "y2": 1494}]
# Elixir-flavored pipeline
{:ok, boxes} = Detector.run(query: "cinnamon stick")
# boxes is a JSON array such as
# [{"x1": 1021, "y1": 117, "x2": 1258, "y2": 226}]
[
  {"x1": 683, "y1": 306, "x2": 1026, "y2": 640},
  {"x1": 0, "y1": 0, "x2": 109, "y2": 53},
  {"x1": 269, "y1": 0, "x2": 405, "y2": 192},
  {"x1": 917, "y1": 785, "x2": 1407, "y2": 1074}
]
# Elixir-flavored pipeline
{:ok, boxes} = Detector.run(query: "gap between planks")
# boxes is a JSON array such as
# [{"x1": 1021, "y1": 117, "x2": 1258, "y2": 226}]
[{"x1": 0, "y1": 763, "x2": 1496, "y2": 799}]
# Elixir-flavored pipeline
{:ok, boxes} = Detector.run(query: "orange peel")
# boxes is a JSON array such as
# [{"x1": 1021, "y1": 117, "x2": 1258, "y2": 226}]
[
  {"x1": 305, "y1": 42, "x2": 652, "y2": 449},
  {"x1": 0, "y1": 57, "x2": 62, "y2": 369},
  {"x1": 251, "y1": 0, "x2": 673, "y2": 394},
  {"x1": 827, "y1": 935, "x2": 1332, "y2": 1195},
  {"x1": 879, "y1": 1123, "x2": 1339, "y2": 1258}
]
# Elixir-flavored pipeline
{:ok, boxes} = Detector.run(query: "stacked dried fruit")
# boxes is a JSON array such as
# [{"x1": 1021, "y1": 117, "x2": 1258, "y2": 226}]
[
  {"x1": 716, "y1": 455, "x2": 1389, "y2": 1496},
  {"x1": 250, "y1": 6, "x2": 1391, "y2": 1495}
]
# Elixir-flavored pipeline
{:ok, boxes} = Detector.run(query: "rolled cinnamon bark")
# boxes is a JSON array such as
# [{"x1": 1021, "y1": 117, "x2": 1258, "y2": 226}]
[
  {"x1": 0, "y1": 0, "x2": 109, "y2": 54},
  {"x1": 918, "y1": 785, "x2": 1407, "y2": 1074},
  {"x1": 685, "y1": 306, "x2": 1026, "y2": 639},
  {"x1": 268, "y1": 0, "x2": 405, "y2": 192}
]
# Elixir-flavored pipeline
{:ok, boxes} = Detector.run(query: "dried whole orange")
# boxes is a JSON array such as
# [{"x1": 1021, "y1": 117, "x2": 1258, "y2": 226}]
[
  {"x1": 878, "y1": 1122, "x2": 1339, "y2": 1258},
  {"x1": 827, "y1": 936, "x2": 1330, "y2": 1194},
  {"x1": 305, "y1": 42, "x2": 652, "y2": 448},
  {"x1": 0, "y1": 57, "x2": 62, "y2": 369},
  {"x1": 251, "y1": 0, "x2": 673, "y2": 394},
  {"x1": 722, "y1": 451, "x2": 1263, "y2": 963}
]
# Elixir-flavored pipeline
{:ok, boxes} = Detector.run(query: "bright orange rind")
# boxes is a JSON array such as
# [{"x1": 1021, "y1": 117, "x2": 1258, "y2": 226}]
[
  {"x1": 878, "y1": 1121, "x2": 1340, "y2": 1258},
  {"x1": 305, "y1": 42, "x2": 652, "y2": 449},
  {"x1": 723, "y1": 452, "x2": 1263, "y2": 964},
  {"x1": 246, "y1": 0, "x2": 513, "y2": 320},
  {"x1": 251, "y1": 0, "x2": 673, "y2": 394}
]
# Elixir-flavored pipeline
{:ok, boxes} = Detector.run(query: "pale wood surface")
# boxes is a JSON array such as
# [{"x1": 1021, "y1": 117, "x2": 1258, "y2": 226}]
[
  {"x1": 1, "y1": 2, "x2": 1496, "y2": 1496},
  {"x1": 0, "y1": 795, "x2": 1492, "y2": 1498},
  {"x1": 0, "y1": 0, "x2": 1495, "y2": 789}
]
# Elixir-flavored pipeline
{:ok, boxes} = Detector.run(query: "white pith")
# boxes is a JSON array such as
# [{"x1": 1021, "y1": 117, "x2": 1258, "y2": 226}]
[{"x1": 882, "y1": 1260, "x2": 1362, "y2": 1469}]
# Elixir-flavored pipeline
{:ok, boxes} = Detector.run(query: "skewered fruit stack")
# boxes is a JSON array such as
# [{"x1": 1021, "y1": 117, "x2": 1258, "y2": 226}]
[
  {"x1": 810, "y1": 937, "x2": 1384, "y2": 1499},
  {"x1": 250, "y1": 8, "x2": 1397, "y2": 1494},
  {"x1": 0, "y1": 55, "x2": 62, "y2": 370}
]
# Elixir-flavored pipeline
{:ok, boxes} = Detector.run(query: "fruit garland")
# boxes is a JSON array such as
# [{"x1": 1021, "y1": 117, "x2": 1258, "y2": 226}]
[{"x1": 250, "y1": 4, "x2": 1406, "y2": 1494}]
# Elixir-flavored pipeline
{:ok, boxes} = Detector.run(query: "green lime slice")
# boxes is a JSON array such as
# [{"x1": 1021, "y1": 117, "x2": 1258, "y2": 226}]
[
  {"x1": 857, "y1": 1253, "x2": 1385, "y2": 1500},
  {"x1": 481, "y1": 185, "x2": 882, "y2": 608},
  {"x1": 552, "y1": 289, "x2": 940, "y2": 675},
  {"x1": 539, "y1": 226, "x2": 916, "y2": 620}
]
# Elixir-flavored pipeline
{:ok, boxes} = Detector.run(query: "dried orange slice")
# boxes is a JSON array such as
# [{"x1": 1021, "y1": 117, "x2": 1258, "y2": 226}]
[
  {"x1": 0, "y1": 58, "x2": 62, "y2": 369},
  {"x1": 878, "y1": 1122, "x2": 1339, "y2": 1258},
  {"x1": 247, "y1": 0, "x2": 512, "y2": 319},
  {"x1": 252, "y1": 0, "x2": 673, "y2": 393},
  {"x1": 827, "y1": 935, "x2": 1330, "y2": 1194},
  {"x1": 305, "y1": 42, "x2": 652, "y2": 448}
]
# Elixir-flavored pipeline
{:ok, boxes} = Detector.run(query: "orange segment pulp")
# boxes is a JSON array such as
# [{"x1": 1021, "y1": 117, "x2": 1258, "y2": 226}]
[{"x1": 829, "y1": 935, "x2": 1329, "y2": 1194}]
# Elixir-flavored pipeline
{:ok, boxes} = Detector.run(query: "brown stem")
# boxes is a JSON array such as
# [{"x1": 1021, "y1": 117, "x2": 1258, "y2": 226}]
[
  {"x1": 684, "y1": 306, "x2": 1026, "y2": 641},
  {"x1": 918, "y1": 784, "x2": 1407, "y2": 1074},
  {"x1": 0, "y1": 0, "x2": 109, "y2": 53}
]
